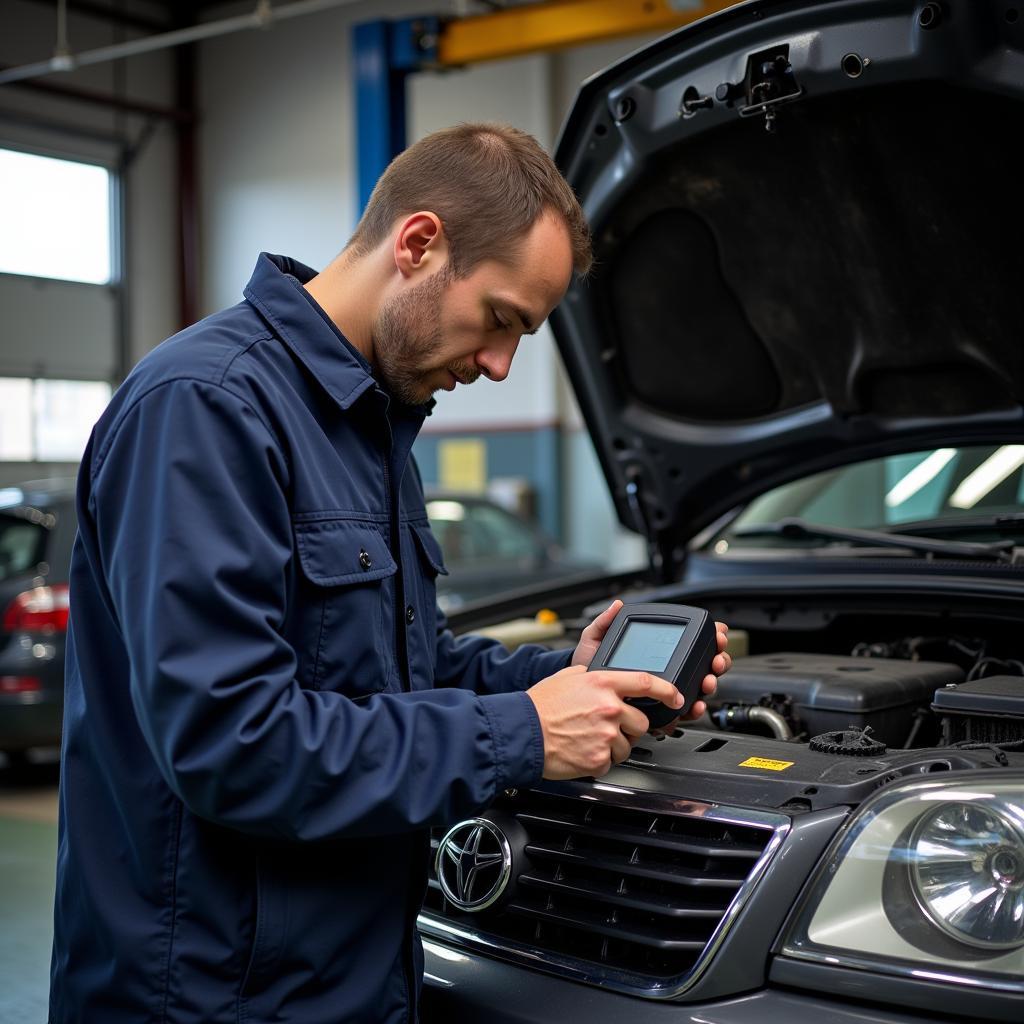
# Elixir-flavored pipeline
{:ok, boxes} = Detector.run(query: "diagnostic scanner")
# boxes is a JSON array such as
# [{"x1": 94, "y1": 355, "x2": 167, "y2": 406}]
[{"x1": 588, "y1": 603, "x2": 717, "y2": 728}]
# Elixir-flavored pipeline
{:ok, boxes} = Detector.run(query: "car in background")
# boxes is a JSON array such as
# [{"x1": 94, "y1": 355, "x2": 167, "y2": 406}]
[
  {"x1": 425, "y1": 492, "x2": 602, "y2": 610},
  {"x1": 0, "y1": 481, "x2": 75, "y2": 765},
  {"x1": 418, "y1": 3, "x2": 1024, "y2": 1023}
]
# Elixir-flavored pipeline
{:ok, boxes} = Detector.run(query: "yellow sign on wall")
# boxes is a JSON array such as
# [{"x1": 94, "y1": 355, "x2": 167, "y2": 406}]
[{"x1": 438, "y1": 438, "x2": 487, "y2": 493}]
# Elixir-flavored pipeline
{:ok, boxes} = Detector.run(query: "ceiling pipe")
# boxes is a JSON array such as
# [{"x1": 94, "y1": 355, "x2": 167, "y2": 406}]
[{"x1": 0, "y1": 0, "x2": 369, "y2": 86}]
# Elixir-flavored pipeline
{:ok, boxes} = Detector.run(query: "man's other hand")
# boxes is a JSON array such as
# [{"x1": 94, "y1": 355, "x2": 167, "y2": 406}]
[
  {"x1": 570, "y1": 600, "x2": 732, "y2": 730},
  {"x1": 526, "y1": 665, "x2": 683, "y2": 780},
  {"x1": 570, "y1": 598, "x2": 622, "y2": 668}
]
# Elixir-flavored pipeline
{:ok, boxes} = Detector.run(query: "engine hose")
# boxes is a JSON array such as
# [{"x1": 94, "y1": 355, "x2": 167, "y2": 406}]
[{"x1": 712, "y1": 705, "x2": 794, "y2": 741}]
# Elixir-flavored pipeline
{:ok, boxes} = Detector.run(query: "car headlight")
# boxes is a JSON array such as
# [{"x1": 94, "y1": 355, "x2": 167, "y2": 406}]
[
  {"x1": 909, "y1": 801, "x2": 1024, "y2": 950},
  {"x1": 780, "y1": 774, "x2": 1024, "y2": 993}
]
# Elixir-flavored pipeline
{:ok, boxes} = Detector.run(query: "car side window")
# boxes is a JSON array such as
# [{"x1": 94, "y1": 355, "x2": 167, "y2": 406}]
[{"x1": 0, "y1": 519, "x2": 44, "y2": 580}]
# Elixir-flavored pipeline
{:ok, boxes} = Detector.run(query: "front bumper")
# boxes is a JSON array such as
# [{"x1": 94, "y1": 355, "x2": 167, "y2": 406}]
[{"x1": 420, "y1": 942, "x2": 942, "y2": 1024}]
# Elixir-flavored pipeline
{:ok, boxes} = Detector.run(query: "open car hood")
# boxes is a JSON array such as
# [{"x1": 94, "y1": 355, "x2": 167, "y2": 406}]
[{"x1": 551, "y1": 0, "x2": 1024, "y2": 569}]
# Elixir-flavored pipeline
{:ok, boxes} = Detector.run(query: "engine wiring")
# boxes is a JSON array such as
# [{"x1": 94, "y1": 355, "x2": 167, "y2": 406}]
[{"x1": 852, "y1": 635, "x2": 1024, "y2": 682}]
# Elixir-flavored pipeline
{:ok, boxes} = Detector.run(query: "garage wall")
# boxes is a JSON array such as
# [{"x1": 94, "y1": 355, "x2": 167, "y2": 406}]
[{"x1": 0, "y1": 0, "x2": 179, "y2": 486}]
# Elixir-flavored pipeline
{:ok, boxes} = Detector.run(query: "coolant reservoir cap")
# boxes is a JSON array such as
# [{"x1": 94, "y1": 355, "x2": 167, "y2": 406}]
[{"x1": 809, "y1": 726, "x2": 887, "y2": 757}]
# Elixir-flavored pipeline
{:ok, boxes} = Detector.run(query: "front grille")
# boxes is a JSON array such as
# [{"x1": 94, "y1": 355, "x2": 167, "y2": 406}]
[{"x1": 420, "y1": 785, "x2": 787, "y2": 996}]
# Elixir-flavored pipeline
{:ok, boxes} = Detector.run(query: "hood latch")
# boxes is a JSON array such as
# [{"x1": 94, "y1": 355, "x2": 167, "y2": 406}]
[{"x1": 730, "y1": 44, "x2": 803, "y2": 133}]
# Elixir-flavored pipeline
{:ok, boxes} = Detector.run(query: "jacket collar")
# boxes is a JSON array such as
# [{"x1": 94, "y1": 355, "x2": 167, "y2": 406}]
[{"x1": 243, "y1": 252, "x2": 378, "y2": 411}]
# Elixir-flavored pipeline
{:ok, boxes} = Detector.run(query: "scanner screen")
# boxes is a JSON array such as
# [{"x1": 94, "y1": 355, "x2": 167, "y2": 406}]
[{"x1": 607, "y1": 620, "x2": 686, "y2": 673}]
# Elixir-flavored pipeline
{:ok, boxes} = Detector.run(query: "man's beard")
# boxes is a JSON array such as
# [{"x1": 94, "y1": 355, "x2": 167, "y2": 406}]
[{"x1": 372, "y1": 270, "x2": 480, "y2": 405}]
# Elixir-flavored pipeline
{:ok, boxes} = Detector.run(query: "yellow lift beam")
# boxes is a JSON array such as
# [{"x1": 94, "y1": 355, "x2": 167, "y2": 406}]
[{"x1": 438, "y1": 0, "x2": 737, "y2": 67}]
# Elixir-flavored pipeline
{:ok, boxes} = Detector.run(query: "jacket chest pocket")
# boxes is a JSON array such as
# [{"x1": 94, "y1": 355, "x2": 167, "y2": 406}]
[
  {"x1": 405, "y1": 520, "x2": 448, "y2": 689},
  {"x1": 292, "y1": 518, "x2": 398, "y2": 698}
]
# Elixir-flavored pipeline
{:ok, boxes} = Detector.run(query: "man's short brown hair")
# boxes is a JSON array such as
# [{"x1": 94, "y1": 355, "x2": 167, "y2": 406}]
[{"x1": 348, "y1": 122, "x2": 592, "y2": 278}]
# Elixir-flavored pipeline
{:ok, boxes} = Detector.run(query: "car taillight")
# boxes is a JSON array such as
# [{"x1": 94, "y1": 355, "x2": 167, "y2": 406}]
[
  {"x1": 0, "y1": 676, "x2": 42, "y2": 693},
  {"x1": 2, "y1": 584, "x2": 70, "y2": 633}
]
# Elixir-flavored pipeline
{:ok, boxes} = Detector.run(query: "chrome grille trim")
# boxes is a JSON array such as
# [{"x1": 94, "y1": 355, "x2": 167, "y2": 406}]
[{"x1": 418, "y1": 780, "x2": 791, "y2": 1000}]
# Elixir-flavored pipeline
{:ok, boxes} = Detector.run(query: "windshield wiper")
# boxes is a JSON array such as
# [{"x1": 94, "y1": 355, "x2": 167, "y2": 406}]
[
  {"x1": 732, "y1": 517, "x2": 1017, "y2": 563},
  {"x1": 888, "y1": 513, "x2": 1024, "y2": 538}
]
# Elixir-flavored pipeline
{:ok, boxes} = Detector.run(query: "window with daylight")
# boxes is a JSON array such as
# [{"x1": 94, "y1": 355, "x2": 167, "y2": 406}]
[
  {"x1": 0, "y1": 148, "x2": 113, "y2": 285},
  {"x1": 0, "y1": 378, "x2": 111, "y2": 462}
]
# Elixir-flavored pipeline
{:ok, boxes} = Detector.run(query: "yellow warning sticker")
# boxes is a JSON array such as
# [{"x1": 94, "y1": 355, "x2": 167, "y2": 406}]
[{"x1": 739, "y1": 756, "x2": 794, "y2": 771}]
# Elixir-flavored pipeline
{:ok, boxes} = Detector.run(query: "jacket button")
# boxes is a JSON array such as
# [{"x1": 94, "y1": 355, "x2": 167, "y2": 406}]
[
  {"x1": 359, "y1": 549, "x2": 372, "y2": 570},
  {"x1": 406, "y1": 605, "x2": 415, "y2": 624}
]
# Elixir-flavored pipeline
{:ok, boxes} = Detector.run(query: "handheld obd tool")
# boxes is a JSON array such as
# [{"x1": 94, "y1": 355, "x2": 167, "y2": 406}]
[{"x1": 588, "y1": 603, "x2": 717, "y2": 728}]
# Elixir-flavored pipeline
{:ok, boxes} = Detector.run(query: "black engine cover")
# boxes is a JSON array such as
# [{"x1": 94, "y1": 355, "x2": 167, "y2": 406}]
[{"x1": 709, "y1": 653, "x2": 963, "y2": 747}]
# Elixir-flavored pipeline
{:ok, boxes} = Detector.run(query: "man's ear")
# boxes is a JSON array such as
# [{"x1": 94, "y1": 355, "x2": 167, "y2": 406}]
[{"x1": 394, "y1": 212, "x2": 447, "y2": 278}]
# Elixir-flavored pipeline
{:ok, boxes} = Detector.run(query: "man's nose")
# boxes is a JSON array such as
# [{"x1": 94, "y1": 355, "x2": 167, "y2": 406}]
[{"x1": 476, "y1": 335, "x2": 519, "y2": 382}]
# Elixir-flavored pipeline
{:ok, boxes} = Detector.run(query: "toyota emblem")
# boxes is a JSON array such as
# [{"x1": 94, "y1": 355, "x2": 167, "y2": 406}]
[{"x1": 436, "y1": 818, "x2": 512, "y2": 912}]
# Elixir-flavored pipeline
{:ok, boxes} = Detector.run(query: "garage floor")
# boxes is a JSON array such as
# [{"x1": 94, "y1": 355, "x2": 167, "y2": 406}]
[{"x1": 0, "y1": 754, "x2": 59, "y2": 1021}]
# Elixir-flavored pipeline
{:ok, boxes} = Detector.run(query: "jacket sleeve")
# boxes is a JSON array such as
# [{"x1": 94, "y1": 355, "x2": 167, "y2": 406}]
[
  {"x1": 432, "y1": 617, "x2": 574, "y2": 696},
  {"x1": 87, "y1": 378, "x2": 544, "y2": 841}
]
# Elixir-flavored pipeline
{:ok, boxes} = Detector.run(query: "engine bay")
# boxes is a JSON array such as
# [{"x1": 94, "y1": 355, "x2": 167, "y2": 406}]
[
  {"x1": 544, "y1": 590, "x2": 1024, "y2": 812},
  {"x1": 434, "y1": 581, "x2": 1024, "y2": 1001}
]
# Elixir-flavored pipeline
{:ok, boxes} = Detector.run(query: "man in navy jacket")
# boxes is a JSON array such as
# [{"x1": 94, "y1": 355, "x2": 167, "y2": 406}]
[{"x1": 50, "y1": 123, "x2": 728, "y2": 1023}]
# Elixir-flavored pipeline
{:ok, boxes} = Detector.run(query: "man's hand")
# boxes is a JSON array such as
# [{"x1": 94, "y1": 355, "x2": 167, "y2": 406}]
[
  {"x1": 526, "y1": 665, "x2": 684, "y2": 779},
  {"x1": 571, "y1": 600, "x2": 732, "y2": 728},
  {"x1": 570, "y1": 599, "x2": 623, "y2": 669}
]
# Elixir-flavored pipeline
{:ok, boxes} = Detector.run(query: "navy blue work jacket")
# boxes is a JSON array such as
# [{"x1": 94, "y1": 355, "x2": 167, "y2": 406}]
[{"x1": 50, "y1": 253, "x2": 570, "y2": 1024}]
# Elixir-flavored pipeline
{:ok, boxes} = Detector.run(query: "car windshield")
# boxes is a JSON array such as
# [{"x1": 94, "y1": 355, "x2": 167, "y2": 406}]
[
  {"x1": 711, "y1": 444, "x2": 1024, "y2": 551},
  {"x1": 427, "y1": 499, "x2": 539, "y2": 565},
  {"x1": 0, "y1": 512, "x2": 46, "y2": 581}
]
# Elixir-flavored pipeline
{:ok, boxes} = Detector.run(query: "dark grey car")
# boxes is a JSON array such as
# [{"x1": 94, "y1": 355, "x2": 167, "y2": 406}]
[
  {"x1": 0, "y1": 481, "x2": 75, "y2": 765},
  {"x1": 426, "y1": 492, "x2": 602, "y2": 610},
  {"x1": 419, "y1": 2, "x2": 1024, "y2": 1021}
]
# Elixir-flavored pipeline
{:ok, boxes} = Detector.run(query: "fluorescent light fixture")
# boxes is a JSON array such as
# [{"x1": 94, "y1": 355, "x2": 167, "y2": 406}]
[
  {"x1": 949, "y1": 445, "x2": 1024, "y2": 509},
  {"x1": 885, "y1": 448, "x2": 957, "y2": 508}
]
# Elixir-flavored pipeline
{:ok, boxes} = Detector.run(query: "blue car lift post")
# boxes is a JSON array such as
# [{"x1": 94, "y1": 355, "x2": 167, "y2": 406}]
[{"x1": 352, "y1": 16, "x2": 440, "y2": 215}]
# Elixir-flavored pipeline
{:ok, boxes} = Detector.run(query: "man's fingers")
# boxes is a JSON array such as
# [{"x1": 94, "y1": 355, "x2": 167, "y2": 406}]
[
  {"x1": 610, "y1": 731, "x2": 633, "y2": 765},
  {"x1": 602, "y1": 671, "x2": 683, "y2": 708},
  {"x1": 620, "y1": 704, "x2": 652, "y2": 737},
  {"x1": 582, "y1": 599, "x2": 622, "y2": 640},
  {"x1": 684, "y1": 700, "x2": 707, "y2": 721},
  {"x1": 592, "y1": 599, "x2": 623, "y2": 630},
  {"x1": 555, "y1": 663, "x2": 589, "y2": 678},
  {"x1": 701, "y1": 673, "x2": 718, "y2": 695}
]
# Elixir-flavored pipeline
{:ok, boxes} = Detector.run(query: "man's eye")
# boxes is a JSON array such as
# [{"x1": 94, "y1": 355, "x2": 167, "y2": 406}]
[{"x1": 490, "y1": 308, "x2": 508, "y2": 330}]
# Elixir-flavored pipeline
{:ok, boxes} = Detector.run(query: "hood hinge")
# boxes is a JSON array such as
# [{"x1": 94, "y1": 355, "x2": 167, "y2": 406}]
[{"x1": 624, "y1": 471, "x2": 676, "y2": 582}]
